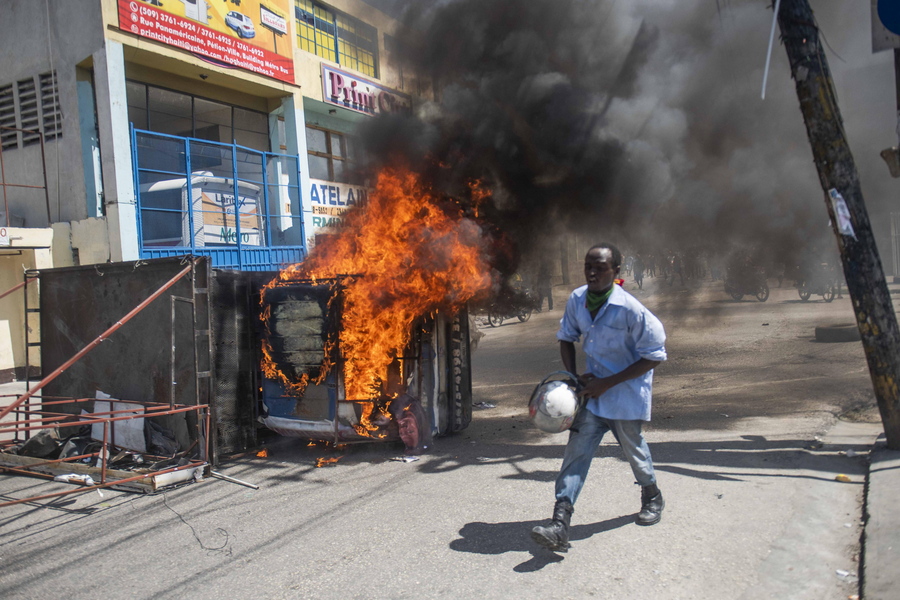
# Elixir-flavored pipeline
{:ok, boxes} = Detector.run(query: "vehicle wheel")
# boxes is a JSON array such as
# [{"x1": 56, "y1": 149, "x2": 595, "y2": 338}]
[
  {"x1": 823, "y1": 286, "x2": 835, "y2": 302},
  {"x1": 798, "y1": 285, "x2": 811, "y2": 301},
  {"x1": 517, "y1": 308, "x2": 532, "y2": 323},
  {"x1": 730, "y1": 292, "x2": 744, "y2": 301},
  {"x1": 488, "y1": 312, "x2": 503, "y2": 327},
  {"x1": 756, "y1": 285, "x2": 769, "y2": 302}
]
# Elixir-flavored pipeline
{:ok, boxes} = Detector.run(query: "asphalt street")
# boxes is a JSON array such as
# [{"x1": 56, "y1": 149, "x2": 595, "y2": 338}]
[{"x1": 0, "y1": 275, "x2": 885, "y2": 600}]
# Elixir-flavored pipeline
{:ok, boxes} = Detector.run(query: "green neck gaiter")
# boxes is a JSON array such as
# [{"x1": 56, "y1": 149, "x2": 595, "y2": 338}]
[{"x1": 585, "y1": 286, "x2": 614, "y2": 312}]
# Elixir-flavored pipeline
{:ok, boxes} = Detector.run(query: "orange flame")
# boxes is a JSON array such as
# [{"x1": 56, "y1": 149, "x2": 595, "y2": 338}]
[
  {"x1": 262, "y1": 167, "x2": 493, "y2": 435},
  {"x1": 467, "y1": 179, "x2": 490, "y2": 218},
  {"x1": 315, "y1": 456, "x2": 342, "y2": 468}
]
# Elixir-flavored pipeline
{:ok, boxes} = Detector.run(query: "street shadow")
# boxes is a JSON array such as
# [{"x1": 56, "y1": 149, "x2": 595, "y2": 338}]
[
  {"x1": 499, "y1": 469, "x2": 558, "y2": 482},
  {"x1": 653, "y1": 464, "x2": 744, "y2": 481},
  {"x1": 449, "y1": 514, "x2": 634, "y2": 572},
  {"x1": 213, "y1": 421, "x2": 874, "y2": 491},
  {"x1": 404, "y1": 431, "x2": 874, "y2": 485},
  {"x1": 870, "y1": 464, "x2": 900, "y2": 475}
]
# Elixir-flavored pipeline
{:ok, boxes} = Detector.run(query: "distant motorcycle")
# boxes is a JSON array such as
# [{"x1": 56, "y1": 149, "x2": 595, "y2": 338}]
[
  {"x1": 486, "y1": 287, "x2": 537, "y2": 327},
  {"x1": 797, "y1": 264, "x2": 837, "y2": 302},
  {"x1": 724, "y1": 266, "x2": 769, "y2": 302},
  {"x1": 474, "y1": 285, "x2": 538, "y2": 327},
  {"x1": 486, "y1": 305, "x2": 532, "y2": 327}
]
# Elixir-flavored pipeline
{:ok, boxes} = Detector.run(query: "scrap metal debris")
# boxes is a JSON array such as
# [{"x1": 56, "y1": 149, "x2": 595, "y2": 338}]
[
  {"x1": 1, "y1": 397, "x2": 208, "y2": 505},
  {"x1": 53, "y1": 473, "x2": 95, "y2": 486},
  {"x1": 390, "y1": 456, "x2": 420, "y2": 463},
  {"x1": 210, "y1": 471, "x2": 258, "y2": 490}
]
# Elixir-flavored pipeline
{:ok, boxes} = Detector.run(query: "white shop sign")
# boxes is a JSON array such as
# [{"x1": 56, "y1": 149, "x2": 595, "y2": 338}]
[{"x1": 321, "y1": 65, "x2": 412, "y2": 117}]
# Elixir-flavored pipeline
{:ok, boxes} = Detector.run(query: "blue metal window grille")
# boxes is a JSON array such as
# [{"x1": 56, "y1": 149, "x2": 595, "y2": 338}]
[{"x1": 132, "y1": 127, "x2": 307, "y2": 271}]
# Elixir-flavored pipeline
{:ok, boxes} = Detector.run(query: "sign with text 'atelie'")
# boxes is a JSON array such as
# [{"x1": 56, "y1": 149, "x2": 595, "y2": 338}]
[
  {"x1": 303, "y1": 178, "x2": 371, "y2": 248},
  {"x1": 117, "y1": 0, "x2": 294, "y2": 83},
  {"x1": 321, "y1": 65, "x2": 412, "y2": 117}
]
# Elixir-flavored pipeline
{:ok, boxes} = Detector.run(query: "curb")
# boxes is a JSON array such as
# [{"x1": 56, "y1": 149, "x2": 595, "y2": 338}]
[
  {"x1": 862, "y1": 442, "x2": 900, "y2": 600},
  {"x1": 815, "y1": 323, "x2": 860, "y2": 343}
]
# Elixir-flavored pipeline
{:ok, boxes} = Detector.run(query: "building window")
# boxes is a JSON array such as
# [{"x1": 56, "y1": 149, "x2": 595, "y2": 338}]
[
  {"x1": 126, "y1": 81, "x2": 270, "y2": 152},
  {"x1": 305, "y1": 125, "x2": 360, "y2": 184},
  {"x1": 0, "y1": 71, "x2": 61, "y2": 151},
  {"x1": 0, "y1": 85, "x2": 16, "y2": 151},
  {"x1": 294, "y1": 0, "x2": 378, "y2": 78},
  {"x1": 39, "y1": 72, "x2": 62, "y2": 141}
]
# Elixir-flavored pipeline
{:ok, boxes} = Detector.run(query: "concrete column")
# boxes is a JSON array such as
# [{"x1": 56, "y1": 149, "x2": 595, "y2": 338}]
[
  {"x1": 76, "y1": 66, "x2": 104, "y2": 219},
  {"x1": 280, "y1": 94, "x2": 311, "y2": 250},
  {"x1": 92, "y1": 40, "x2": 138, "y2": 262}
]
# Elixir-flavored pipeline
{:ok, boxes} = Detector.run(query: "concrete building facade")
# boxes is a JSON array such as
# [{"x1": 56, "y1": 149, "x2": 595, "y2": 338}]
[{"x1": 0, "y1": 0, "x2": 420, "y2": 379}]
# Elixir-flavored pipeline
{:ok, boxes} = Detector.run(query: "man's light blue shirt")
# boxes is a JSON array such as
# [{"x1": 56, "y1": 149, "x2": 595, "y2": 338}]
[{"x1": 557, "y1": 284, "x2": 667, "y2": 421}]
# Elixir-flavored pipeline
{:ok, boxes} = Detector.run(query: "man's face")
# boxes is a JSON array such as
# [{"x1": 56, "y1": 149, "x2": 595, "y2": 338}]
[{"x1": 584, "y1": 247, "x2": 619, "y2": 293}]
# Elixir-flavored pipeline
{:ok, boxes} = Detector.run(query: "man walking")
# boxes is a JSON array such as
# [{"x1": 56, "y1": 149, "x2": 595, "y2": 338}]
[{"x1": 531, "y1": 243, "x2": 667, "y2": 552}]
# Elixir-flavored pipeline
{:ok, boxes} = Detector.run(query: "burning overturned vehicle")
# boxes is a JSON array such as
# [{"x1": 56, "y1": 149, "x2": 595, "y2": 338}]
[
  {"x1": 259, "y1": 277, "x2": 475, "y2": 447},
  {"x1": 6, "y1": 167, "x2": 504, "y2": 484},
  {"x1": 258, "y1": 168, "x2": 495, "y2": 447}
]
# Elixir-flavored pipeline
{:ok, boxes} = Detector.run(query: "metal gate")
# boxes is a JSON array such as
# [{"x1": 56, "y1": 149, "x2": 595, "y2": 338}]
[
  {"x1": 132, "y1": 127, "x2": 307, "y2": 271},
  {"x1": 38, "y1": 257, "x2": 216, "y2": 457}
]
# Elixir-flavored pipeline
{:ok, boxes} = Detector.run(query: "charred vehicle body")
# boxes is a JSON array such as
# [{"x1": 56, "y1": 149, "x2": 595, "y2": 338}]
[{"x1": 259, "y1": 277, "x2": 473, "y2": 445}]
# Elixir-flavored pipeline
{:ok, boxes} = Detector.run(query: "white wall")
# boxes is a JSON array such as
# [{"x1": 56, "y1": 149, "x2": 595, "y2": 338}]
[{"x1": 0, "y1": 228, "x2": 54, "y2": 375}]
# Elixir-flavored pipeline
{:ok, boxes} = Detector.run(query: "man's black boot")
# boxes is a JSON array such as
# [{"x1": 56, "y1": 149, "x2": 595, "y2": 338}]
[
  {"x1": 636, "y1": 484, "x2": 664, "y2": 526},
  {"x1": 531, "y1": 500, "x2": 574, "y2": 552}
]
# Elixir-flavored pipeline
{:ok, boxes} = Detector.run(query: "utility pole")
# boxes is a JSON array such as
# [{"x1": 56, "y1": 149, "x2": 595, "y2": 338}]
[{"x1": 776, "y1": 0, "x2": 900, "y2": 449}]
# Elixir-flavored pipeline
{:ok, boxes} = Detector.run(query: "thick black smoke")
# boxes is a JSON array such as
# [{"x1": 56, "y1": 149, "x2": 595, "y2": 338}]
[{"x1": 358, "y1": 0, "x2": 895, "y2": 276}]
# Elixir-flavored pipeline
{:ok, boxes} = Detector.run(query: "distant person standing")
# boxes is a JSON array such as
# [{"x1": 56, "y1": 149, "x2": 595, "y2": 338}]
[
  {"x1": 536, "y1": 260, "x2": 554, "y2": 311},
  {"x1": 531, "y1": 243, "x2": 668, "y2": 553},
  {"x1": 672, "y1": 254, "x2": 684, "y2": 286},
  {"x1": 633, "y1": 254, "x2": 645, "y2": 290}
]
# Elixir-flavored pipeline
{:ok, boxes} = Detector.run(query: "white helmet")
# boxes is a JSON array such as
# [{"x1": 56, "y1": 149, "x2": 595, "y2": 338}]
[{"x1": 528, "y1": 374, "x2": 580, "y2": 433}]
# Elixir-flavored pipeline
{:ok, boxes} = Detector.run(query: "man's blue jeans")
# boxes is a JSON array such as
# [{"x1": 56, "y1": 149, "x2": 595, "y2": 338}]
[{"x1": 555, "y1": 408, "x2": 657, "y2": 505}]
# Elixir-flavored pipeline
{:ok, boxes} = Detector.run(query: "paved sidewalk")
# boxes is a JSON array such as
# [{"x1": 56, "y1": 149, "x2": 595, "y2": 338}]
[{"x1": 864, "y1": 440, "x2": 900, "y2": 600}]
